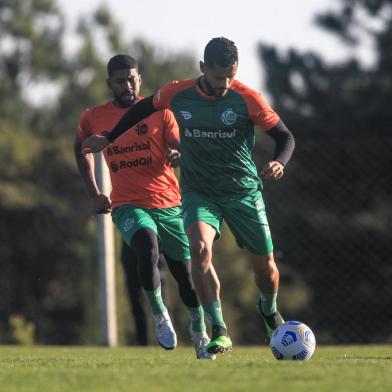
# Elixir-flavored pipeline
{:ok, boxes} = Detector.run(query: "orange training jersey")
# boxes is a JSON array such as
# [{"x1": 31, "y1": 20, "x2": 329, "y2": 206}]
[{"x1": 77, "y1": 101, "x2": 181, "y2": 209}]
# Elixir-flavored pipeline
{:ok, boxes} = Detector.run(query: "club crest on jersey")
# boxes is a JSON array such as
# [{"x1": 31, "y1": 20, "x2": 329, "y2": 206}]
[
  {"x1": 221, "y1": 108, "x2": 237, "y2": 126},
  {"x1": 136, "y1": 122, "x2": 148, "y2": 135}
]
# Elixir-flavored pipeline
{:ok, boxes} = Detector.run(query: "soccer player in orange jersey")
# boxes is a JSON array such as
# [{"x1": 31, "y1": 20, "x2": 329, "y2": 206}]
[{"x1": 74, "y1": 55, "x2": 215, "y2": 359}]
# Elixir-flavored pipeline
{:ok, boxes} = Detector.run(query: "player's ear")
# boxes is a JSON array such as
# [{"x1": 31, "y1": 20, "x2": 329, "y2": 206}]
[
  {"x1": 106, "y1": 77, "x2": 111, "y2": 90},
  {"x1": 199, "y1": 61, "x2": 205, "y2": 74},
  {"x1": 138, "y1": 74, "x2": 142, "y2": 87}
]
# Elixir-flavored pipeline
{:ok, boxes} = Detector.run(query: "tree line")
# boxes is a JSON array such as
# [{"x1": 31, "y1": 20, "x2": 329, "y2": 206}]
[{"x1": 1, "y1": 0, "x2": 391, "y2": 345}]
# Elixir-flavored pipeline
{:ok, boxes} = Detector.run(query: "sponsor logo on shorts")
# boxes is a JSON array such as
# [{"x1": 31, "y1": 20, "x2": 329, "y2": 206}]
[
  {"x1": 184, "y1": 128, "x2": 236, "y2": 139},
  {"x1": 221, "y1": 108, "x2": 237, "y2": 126},
  {"x1": 255, "y1": 198, "x2": 264, "y2": 211},
  {"x1": 123, "y1": 218, "x2": 134, "y2": 232},
  {"x1": 256, "y1": 198, "x2": 271, "y2": 238}
]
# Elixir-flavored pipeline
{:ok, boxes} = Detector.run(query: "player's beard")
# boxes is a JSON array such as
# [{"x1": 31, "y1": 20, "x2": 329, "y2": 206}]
[
  {"x1": 203, "y1": 77, "x2": 228, "y2": 97},
  {"x1": 115, "y1": 91, "x2": 136, "y2": 108}
]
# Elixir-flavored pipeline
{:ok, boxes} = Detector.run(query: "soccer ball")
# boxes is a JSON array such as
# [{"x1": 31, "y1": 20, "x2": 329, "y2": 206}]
[{"x1": 270, "y1": 321, "x2": 316, "y2": 360}]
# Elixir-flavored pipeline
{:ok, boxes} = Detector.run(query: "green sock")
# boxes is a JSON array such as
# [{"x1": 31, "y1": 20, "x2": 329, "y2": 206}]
[
  {"x1": 143, "y1": 285, "x2": 167, "y2": 315},
  {"x1": 258, "y1": 292, "x2": 278, "y2": 316},
  {"x1": 187, "y1": 306, "x2": 206, "y2": 333},
  {"x1": 202, "y1": 300, "x2": 226, "y2": 329}
]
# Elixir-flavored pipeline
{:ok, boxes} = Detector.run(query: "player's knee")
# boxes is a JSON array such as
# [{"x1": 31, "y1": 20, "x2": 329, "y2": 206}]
[
  {"x1": 254, "y1": 253, "x2": 278, "y2": 275},
  {"x1": 266, "y1": 259, "x2": 279, "y2": 278},
  {"x1": 189, "y1": 240, "x2": 210, "y2": 258},
  {"x1": 138, "y1": 246, "x2": 159, "y2": 268},
  {"x1": 189, "y1": 240, "x2": 212, "y2": 269}
]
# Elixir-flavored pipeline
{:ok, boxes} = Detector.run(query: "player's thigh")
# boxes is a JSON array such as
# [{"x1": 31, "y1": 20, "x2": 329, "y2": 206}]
[
  {"x1": 112, "y1": 205, "x2": 158, "y2": 246},
  {"x1": 181, "y1": 191, "x2": 223, "y2": 240},
  {"x1": 223, "y1": 192, "x2": 274, "y2": 256},
  {"x1": 151, "y1": 206, "x2": 191, "y2": 262}
]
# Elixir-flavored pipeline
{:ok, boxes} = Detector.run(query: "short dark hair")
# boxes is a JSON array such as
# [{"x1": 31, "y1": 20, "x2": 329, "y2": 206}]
[
  {"x1": 107, "y1": 54, "x2": 138, "y2": 76},
  {"x1": 204, "y1": 37, "x2": 238, "y2": 68}
]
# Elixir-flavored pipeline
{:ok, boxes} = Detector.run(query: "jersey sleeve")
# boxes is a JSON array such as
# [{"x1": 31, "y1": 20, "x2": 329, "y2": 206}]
[
  {"x1": 153, "y1": 80, "x2": 181, "y2": 110},
  {"x1": 244, "y1": 90, "x2": 280, "y2": 131},
  {"x1": 161, "y1": 109, "x2": 180, "y2": 145},
  {"x1": 77, "y1": 109, "x2": 93, "y2": 141}
]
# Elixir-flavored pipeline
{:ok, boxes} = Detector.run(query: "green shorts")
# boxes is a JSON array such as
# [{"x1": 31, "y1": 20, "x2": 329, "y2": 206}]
[
  {"x1": 112, "y1": 205, "x2": 190, "y2": 261},
  {"x1": 182, "y1": 191, "x2": 273, "y2": 256}
]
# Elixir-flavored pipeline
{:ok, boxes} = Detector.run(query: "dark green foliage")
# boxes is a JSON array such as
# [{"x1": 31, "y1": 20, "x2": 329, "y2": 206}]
[
  {"x1": 256, "y1": 0, "x2": 392, "y2": 343},
  {"x1": 0, "y1": 1, "x2": 199, "y2": 345},
  {"x1": 2, "y1": 0, "x2": 391, "y2": 346}
]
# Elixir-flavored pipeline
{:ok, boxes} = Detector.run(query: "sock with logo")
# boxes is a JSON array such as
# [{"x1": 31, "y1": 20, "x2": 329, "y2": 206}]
[
  {"x1": 202, "y1": 299, "x2": 226, "y2": 329},
  {"x1": 186, "y1": 306, "x2": 206, "y2": 333},
  {"x1": 258, "y1": 292, "x2": 278, "y2": 316},
  {"x1": 143, "y1": 284, "x2": 167, "y2": 315}
]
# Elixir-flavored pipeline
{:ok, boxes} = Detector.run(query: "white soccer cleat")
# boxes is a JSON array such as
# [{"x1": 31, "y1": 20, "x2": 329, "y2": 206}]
[
  {"x1": 153, "y1": 311, "x2": 177, "y2": 350},
  {"x1": 190, "y1": 327, "x2": 216, "y2": 360}
]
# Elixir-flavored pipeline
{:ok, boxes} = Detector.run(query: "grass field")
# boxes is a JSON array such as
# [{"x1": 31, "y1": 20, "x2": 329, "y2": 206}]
[{"x1": 0, "y1": 345, "x2": 391, "y2": 392}]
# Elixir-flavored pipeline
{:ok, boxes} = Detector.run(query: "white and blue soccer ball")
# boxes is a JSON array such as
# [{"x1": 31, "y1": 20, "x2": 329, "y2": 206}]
[{"x1": 270, "y1": 321, "x2": 316, "y2": 360}]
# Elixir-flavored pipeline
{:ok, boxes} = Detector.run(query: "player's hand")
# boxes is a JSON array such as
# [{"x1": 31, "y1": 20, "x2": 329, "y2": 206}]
[
  {"x1": 93, "y1": 193, "x2": 112, "y2": 214},
  {"x1": 82, "y1": 135, "x2": 111, "y2": 154},
  {"x1": 166, "y1": 148, "x2": 181, "y2": 168},
  {"x1": 261, "y1": 160, "x2": 284, "y2": 181}
]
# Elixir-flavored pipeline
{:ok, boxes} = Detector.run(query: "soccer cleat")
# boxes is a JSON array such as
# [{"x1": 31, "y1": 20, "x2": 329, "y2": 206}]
[
  {"x1": 206, "y1": 325, "x2": 232, "y2": 354},
  {"x1": 256, "y1": 297, "x2": 284, "y2": 338},
  {"x1": 189, "y1": 326, "x2": 216, "y2": 360},
  {"x1": 153, "y1": 311, "x2": 177, "y2": 350}
]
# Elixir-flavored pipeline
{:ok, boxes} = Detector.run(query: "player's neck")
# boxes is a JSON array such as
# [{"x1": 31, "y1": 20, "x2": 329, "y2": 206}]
[
  {"x1": 198, "y1": 76, "x2": 213, "y2": 96},
  {"x1": 112, "y1": 98, "x2": 139, "y2": 109}
]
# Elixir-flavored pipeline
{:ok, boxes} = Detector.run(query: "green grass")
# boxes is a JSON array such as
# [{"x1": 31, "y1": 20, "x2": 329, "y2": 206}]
[{"x1": 0, "y1": 346, "x2": 391, "y2": 392}]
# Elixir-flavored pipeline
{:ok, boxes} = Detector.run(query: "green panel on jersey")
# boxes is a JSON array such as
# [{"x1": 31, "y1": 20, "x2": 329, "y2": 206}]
[{"x1": 171, "y1": 86, "x2": 262, "y2": 197}]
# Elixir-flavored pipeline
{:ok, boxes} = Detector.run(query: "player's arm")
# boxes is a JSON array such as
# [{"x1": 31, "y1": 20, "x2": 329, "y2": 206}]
[
  {"x1": 82, "y1": 96, "x2": 157, "y2": 154},
  {"x1": 161, "y1": 109, "x2": 181, "y2": 168},
  {"x1": 243, "y1": 87, "x2": 295, "y2": 181},
  {"x1": 266, "y1": 120, "x2": 295, "y2": 166},
  {"x1": 166, "y1": 139, "x2": 181, "y2": 168},
  {"x1": 73, "y1": 134, "x2": 111, "y2": 213},
  {"x1": 262, "y1": 120, "x2": 295, "y2": 181}
]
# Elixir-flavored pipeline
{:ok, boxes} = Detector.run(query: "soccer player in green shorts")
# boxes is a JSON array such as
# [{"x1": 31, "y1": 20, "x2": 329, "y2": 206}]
[
  {"x1": 82, "y1": 38, "x2": 295, "y2": 355},
  {"x1": 75, "y1": 54, "x2": 215, "y2": 359}
]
